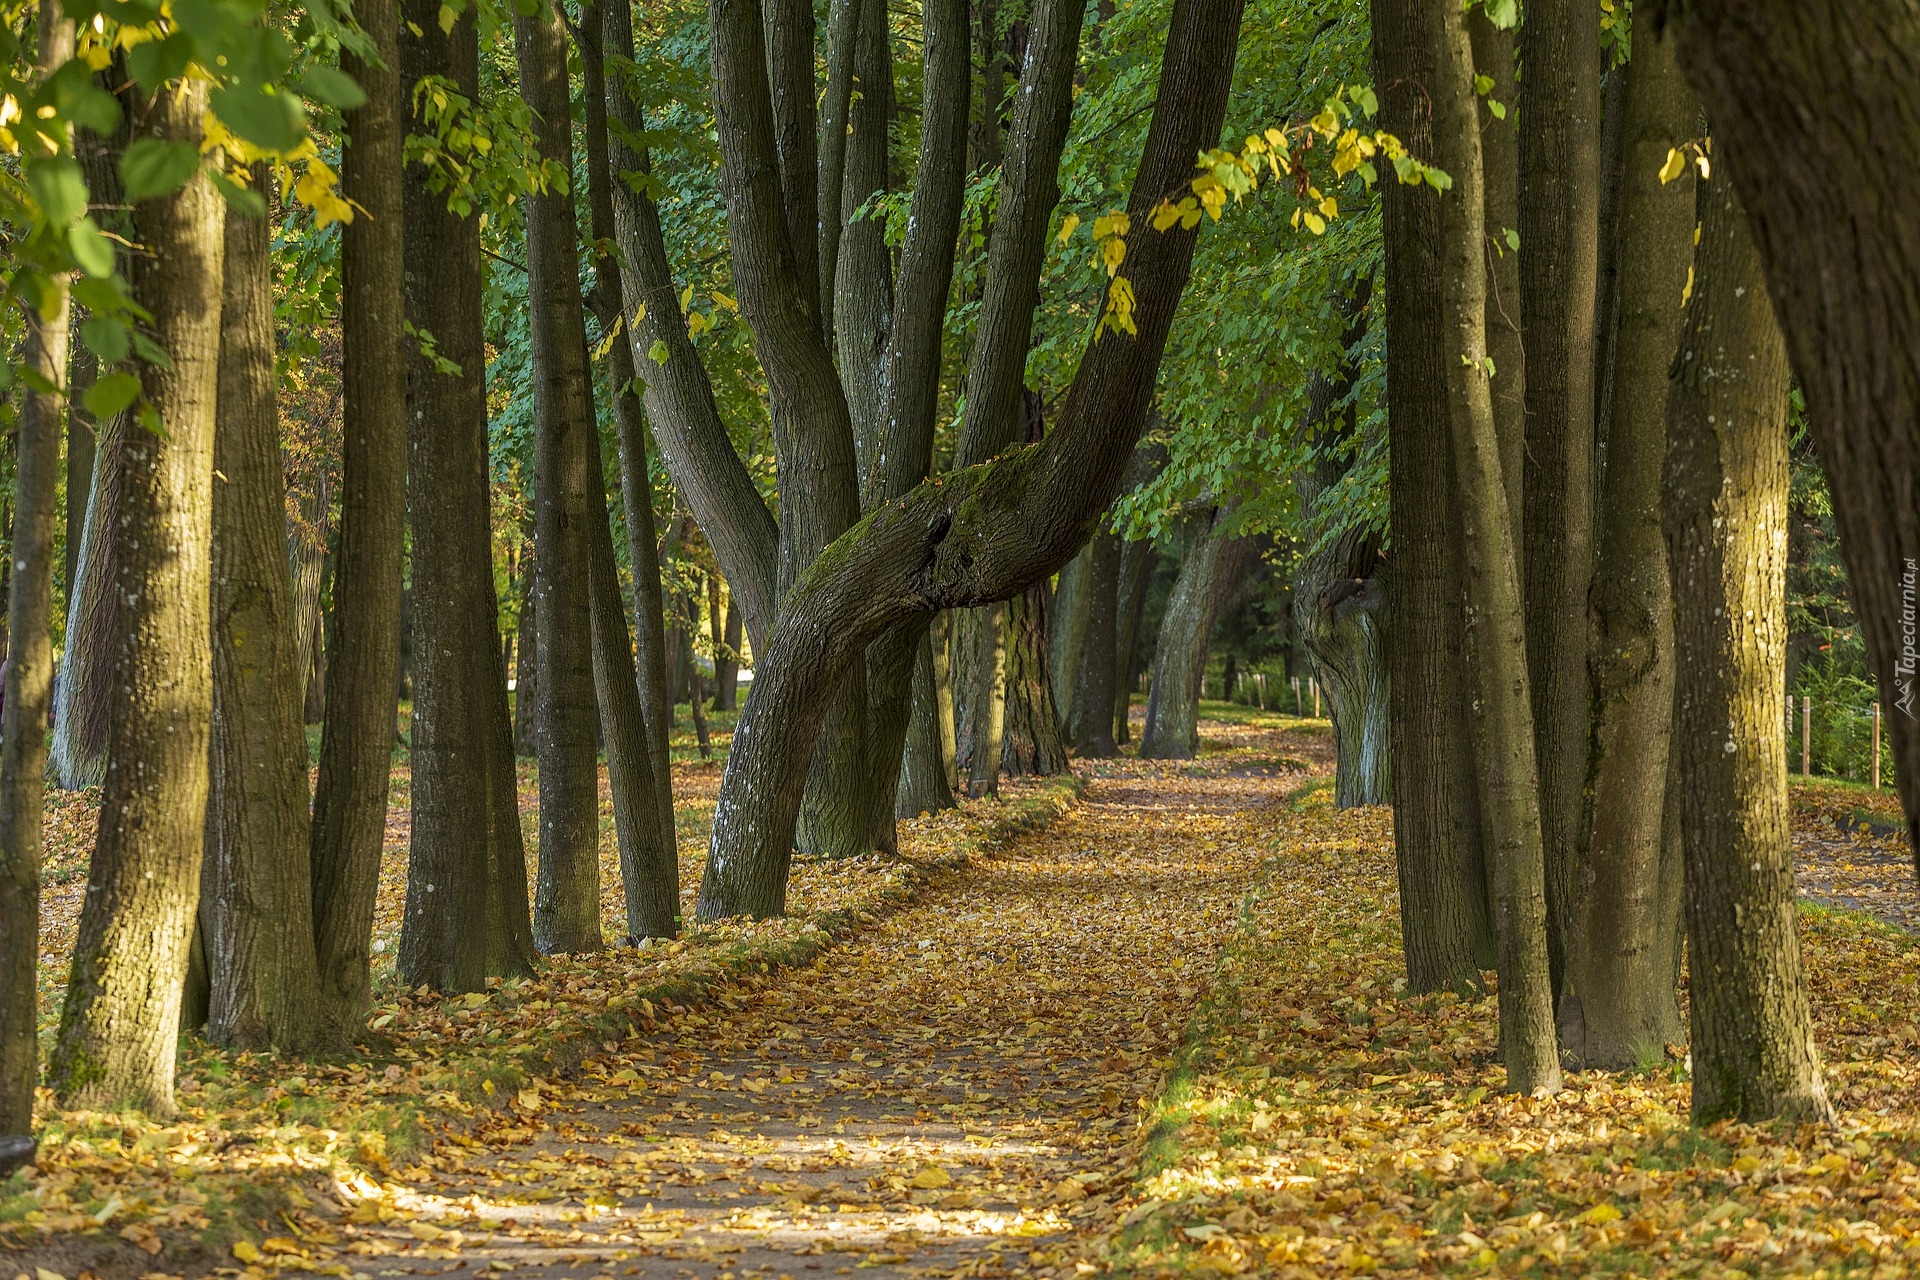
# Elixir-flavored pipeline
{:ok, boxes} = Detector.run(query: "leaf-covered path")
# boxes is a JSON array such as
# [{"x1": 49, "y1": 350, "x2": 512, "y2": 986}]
[{"x1": 335, "y1": 723, "x2": 1325, "y2": 1280}]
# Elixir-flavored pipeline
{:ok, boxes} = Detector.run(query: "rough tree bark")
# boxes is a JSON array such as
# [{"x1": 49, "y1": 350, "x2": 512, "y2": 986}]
[
  {"x1": 1374, "y1": 0, "x2": 1495, "y2": 994},
  {"x1": 0, "y1": 0, "x2": 71, "y2": 1134},
  {"x1": 1141, "y1": 510, "x2": 1246, "y2": 760},
  {"x1": 1567, "y1": 23, "x2": 1695, "y2": 1071},
  {"x1": 836, "y1": 0, "x2": 893, "y2": 472},
  {"x1": 311, "y1": 0, "x2": 408, "y2": 1031},
  {"x1": 897, "y1": 632, "x2": 957, "y2": 817},
  {"x1": 1662, "y1": 0, "x2": 1920, "y2": 871},
  {"x1": 965, "y1": 602, "x2": 1008, "y2": 797},
  {"x1": 1468, "y1": 10, "x2": 1524, "y2": 542},
  {"x1": 1664, "y1": 174, "x2": 1832, "y2": 1125},
  {"x1": 1517, "y1": 0, "x2": 1600, "y2": 996},
  {"x1": 697, "y1": 0, "x2": 1250, "y2": 918},
  {"x1": 397, "y1": 0, "x2": 540, "y2": 991},
  {"x1": 1112, "y1": 536, "x2": 1156, "y2": 746},
  {"x1": 519, "y1": 0, "x2": 605, "y2": 954},
  {"x1": 49, "y1": 78, "x2": 221, "y2": 1113},
  {"x1": 1001, "y1": 585, "x2": 1069, "y2": 775},
  {"x1": 201, "y1": 173, "x2": 325, "y2": 1049},
  {"x1": 1432, "y1": 0, "x2": 1560, "y2": 1095},
  {"x1": 1072, "y1": 529, "x2": 1123, "y2": 757}
]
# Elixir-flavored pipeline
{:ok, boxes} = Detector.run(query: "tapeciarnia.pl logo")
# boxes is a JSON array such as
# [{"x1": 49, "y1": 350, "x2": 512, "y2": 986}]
[{"x1": 1899, "y1": 558, "x2": 1918, "y2": 719}]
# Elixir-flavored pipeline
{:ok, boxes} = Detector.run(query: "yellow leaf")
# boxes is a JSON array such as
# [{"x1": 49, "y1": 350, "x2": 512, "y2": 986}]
[
  {"x1": 1579, "y1": 1203, "x2": 1623, "y2": 1225},
  {"x1": 516, "y1": 1087, "x2": 542, "y2": 1111},
  {"x1": 1056, "y1": 212, "x2": 1080, "y2": 244},
  {"x1": 409, "y1": 1221, "x2": 446, "y2": 1242},
  {"x1": 1101, "y1": 236, "x2": 1126, "y2": 276},
  {"x1": 1302, "y1": 211, "x2": 1326, "y2": 236},
  {"x1": 679, "y1": 284, "x2": 694, "y2": 313},
  {"x1": 233, "y1": 1241, "x2": 263, "y2": 1263},
  {"x1": 911, "y1": 1166, "x2": 952, "y2": 1189},
  {"x1": 482, "y1": 1078, "x2": 496, "y2": 1095},
  {"x1": 438, "y1": 3, "x2": 457, "y2": 33},
  {"x1": 1092, "y1": 210, "x2": 1130, "y2": 240},
  {"x1": 711, "y1": 291, "x2": 736, "y2": 311},
  {"x1": 1658, "y1": 147, "x2": 1686, "y2": 185},
  {"x1": 1150, "y1": 200, "x2": 1181, "y2": 232},
  {"x1": 1680, "y1": 264, "x2": 1695, "y2": 307}
]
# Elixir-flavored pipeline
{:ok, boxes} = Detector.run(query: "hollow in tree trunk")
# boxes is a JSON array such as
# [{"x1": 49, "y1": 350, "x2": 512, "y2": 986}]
[
  {"x1": 49, "y1": 80, "x2": 222, "y2": 1113},
  {"x1": 1664, "y1": 175, "x2": 1832, "y2": 1126}
]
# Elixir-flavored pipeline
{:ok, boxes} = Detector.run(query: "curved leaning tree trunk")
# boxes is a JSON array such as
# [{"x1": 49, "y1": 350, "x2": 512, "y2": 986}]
[
  {"x1": 1663, "y1": 175, "x2": 1832, "y2": 1126},
  {"x1": 697, "y1": 0, "x2": 1250, "y2": 919},
  {"x1": 1566, "y1": 22, "x2": 1695, "y2": 1072},
  {"x1": 201, "y1": 174, "x2": 326, "y2": 1050},
  {"x1": 49, "y1": 79, "x2": 222, "y2": 1115},
  {"x1": 1141, "y1": 510, "x2": 1246, "y2": 761},
  {"x1": 1663, "y1": 0, "x2": 1920, "y2": 871}
]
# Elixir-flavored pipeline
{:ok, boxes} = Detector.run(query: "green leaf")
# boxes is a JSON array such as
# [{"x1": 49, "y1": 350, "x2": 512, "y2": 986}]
[
  {"x1": 130, "y1": 330, "x2": 173, "y2": 370},
  {"x1": 210, "y1": 83, "x2": 306, "y2": 153},
  {"x1": 120, "y1": 138, "x2": 201, "y2": 203},
  {"x1": 1484, "y1": 0, "x2": 1518, "y2": 29},
  {"x1": 68, "y1": 218, "x2": 116, "y2": 277},
  {"x1": 648, "y1": 339, "x2": 669, "y2": 365},
  {"x1": 81, "y1": 316, "x2": 130, "y2": 363},
  {"x1": 84, "y1": 370, "x2": 142, "y2": 419},
  {"x1": 27, "y1": 157, "x2": 89, "y2": 227},
  {"x1": 125, "y1": 31, "x2": 198, "y2": 89},
  {"x1": 1503, "y1": 227, "x2": 1520, "y2": 251},
  {"x1": 298, "y1": 64, "x2": 367, "y2": 109},
  {"x1": 69, "y1": 84, "x2": 124, "y2": 137},
  {"x1": 1351, "y1": 85, "x2": 1378, "y2": 118},
  {"x1": 72, "y1": 275, "x2": 138, "y2": 319},
  {"x1": 208, "y1": 167, "x2": 267, "y2": 218}
]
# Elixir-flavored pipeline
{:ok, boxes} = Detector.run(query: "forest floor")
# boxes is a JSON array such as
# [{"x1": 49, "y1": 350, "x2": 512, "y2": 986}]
[{"x1": 11, "y1": 706, "x2": 1920, "y2": 1280}]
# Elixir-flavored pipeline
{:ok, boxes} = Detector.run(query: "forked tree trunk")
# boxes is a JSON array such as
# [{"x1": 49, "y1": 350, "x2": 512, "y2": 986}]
[
  {"x1": 1141, "y1": 512, "x2": 1244, "y2": 760},
  {"x1": 1664, "y1": 0, "x2": 1920, "y2": 872},
  {"x1": 1517, "y1": 0, "x2": 1600, "y2": 999},
  {"x1": 520, "y1": 1, "x2": 606, "y2": 954},
  {"x1": 202, "y1": 175, "x2": 325, "y2": 1050},
  {"x1": 311, "y1": 0, "x2": 408, "y2": 1031},
  {"x1": 1567, "y1": 24, "x2": 1694, "y2": 1071},
  {"x1": 397, "y1": 0, "x2": 540, "y2": 991},
  {"x1": 1664, "y1": 175, "x2": 1832, "y2": 1126},
  {"x1": 0, "y1": 0, "x2": 71, "y2": 1134},
  {"x1": 1432, "y1": 0, "x2": 1559, "y2": 1095},
  {"x1": 50, "y1": 80, "x2": 221, "y2": 1114}
]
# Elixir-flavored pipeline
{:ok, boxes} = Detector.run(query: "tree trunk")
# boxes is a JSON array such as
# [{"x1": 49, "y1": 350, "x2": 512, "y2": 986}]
[
  {"x1": 49, "y1": 79, "x2": 221, "y2": 1113},
  {"x1": 1298, "y1": 532, "x2": 1391, "y2": 807},
  {"x1": 513, "y1": 570, "x2": 538, "y2": 756},
  {"x1": 519, "y1": 1, "x2": 605, "y2": 955},
  {"x1": 816, "y1": 0, "x2": 862, "y2": 328},
  {"x1": 290, "y1": 482, "x2": 328, "y2": 727},
  {"x1": 1374, "y1": 0, "x2": 1496, "y2": 994},
  {"x1": 1567, "y1": 23, "x2": 1694, "y2": 1071},
  {"x1": 1112, "y1": 537, "x2": 1155, "y2": 746},
  {"x1": 1468, "y1": 10, "x2": 1524, "y2": 543},
  {"x1": 932, "y1": 610, "x2": 959, "y2": 787},
  {"x1": 1432, "y1": 0, "x2": 1560, "y2": 1095},
  {"x1": 64, "y1": 343, "x2": 95, "y2": 604},
  {"x1": 965, "y1": 603, "x2": 1007, "y2": 797},
  {"x1": 1002, "y1": 584, "x2": 1069, "y2": 776},
  {"x1": 1141, "y1": 512, "x2": 1244, "y2": 760},
  {"x1": 1664, "y1": 1, "x2": 1920, "y2": 873},
  {"x1": 1074, "y1": 530, "x2": 1122, "y2": 757},
  {"x1": 397, "y1": 0, "x2": 540, "y2": 993},
  {"x1": 50, "y1": 416, "x2": 120, "y2": 790},
  {"x1": 897, "y1": 631, "x2": 957, "y2": 817},
  {"x1": 202, "y1": 173, "x2": 326, "y2": 1050},
  {"x1": 0, "y1": 0, "x2": 71, "y2": 1134},
  {"x1": 311, "y1": 0, "x2": 408, "y2": 1031},
  {"x1": 1664, "y1": 174, "x2": 1832, "y2": 1126},
  {"x1": 1517, "y1": 0, "x2": 1600, "y2": 999},
  {"x1": 1048, "y1": 550, "x2": 1085, "y2": 708},
  {"x1": 836, "y1": 0, "x2": 893, "y2": 475}
]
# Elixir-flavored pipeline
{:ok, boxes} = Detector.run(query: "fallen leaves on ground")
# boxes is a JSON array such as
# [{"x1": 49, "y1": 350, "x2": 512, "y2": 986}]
[{"x1": 1110, "y1": 783, "x2": 1920, "y2": 1279}]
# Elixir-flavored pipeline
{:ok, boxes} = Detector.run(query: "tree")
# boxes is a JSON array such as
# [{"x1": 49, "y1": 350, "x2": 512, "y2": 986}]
[
  {"x1": 311, "y1": 0, "x2": 408, "y2": 1029},
  {"x1": 49, "y1": 78, "x2": 222, "y2": 1113},
  {"x1": 1141, "y1": 509, "x2": 1247, "y2": 760},
  {"x1": 1072, "y1": 530, "x2": 1124, "y2": 757},
  {"x1": 1430, "y1": 0, "x2": 1559, "y2": 1094},
  {"x1": 697, "y1": 0, "x2": 1251, "y2": 918},
  {"x1": 1567, "y1": 22, "x2": 1695, "y2": 1070},
  {"x1": 1664, "y1": 173, "x2": 1832, "y2": 1125},
  {"x1": 518, "y1": 0, "x2": 605, "y2": 953},
  {"x1": 1662, "y1": 0, "x2": 1920, "y2": 871},
  {"x1": 397, "y1": 0, "x2": 542, "y2": 989},
  {"x1": 0, "y1": 0, "x2": 71, "y2": 1137},
  {"x1": 201, "y1": 172, "x2": 324, "y2": 1049},
  {"x1": 1518, "y1": 0, "x2": 1601, "y2": 996}
]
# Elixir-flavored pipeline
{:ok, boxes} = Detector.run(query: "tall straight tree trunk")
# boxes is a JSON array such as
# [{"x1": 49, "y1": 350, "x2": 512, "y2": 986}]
[
  {"x1": 965, "y1": 603, "x2": 1008, "y2": 797},
  {"x1": 1377, "y1": 0, "x2": 1498, "y2": 990},
  {"x1": 1567, "y1": 25, "x2": 1695, "y2": 1071},
  {"x1": 1664, "y1": 175, "x2": 1832, "y2": 1126},
  {"x1": 64, "y1": 343, "x2": 95, "y2": 600},
  {"x1": 1112, "y1": 537, "x2": 1155, "y2": 746},
  {"x1": 932, "y1": 611, "x2": 959, "y2": 787},
  {"x1": 1073, "y1": 529, "x2": 1122, "y2": 757},
  {"x1": 836, "y1": 0, "x2": 893, "y2": 473},
  {"x1": 49, "y1": 79, "x2": 221, "y2": 1113},
  {"x1": 289, "y1": 482, "x2": 328, "y2": 726},
  {"x1": 1049, "y1": 550, "x2": 1086, "y2": 708},
  {"x1": 1432, "y1": 0, "x2": 1560, "y2": 1095},
  {"x1": 577, "y1": 0, "x2": 679, "y2": 889},
  {"x1": 1468, "y1": 10, "x2": 1524, "y2": 541},
  {"x1": 202, "y1": 174, "x2": 325, "y2": 1050},
  {"x1": 312, "y1": 0, "x2": 408, "y2": 1030},
  {"x1": 1001, "y1": 585, "x2": 1069, "y2": 776},
  {"x1": 0, "y1": 0, "x2": 72, "y2": 1134},
  {"x1": 1664, "y1": 1, "x2": 1920, "y2": 871},
  {"x1": 397, "y1": 0, "x2": 539, "y2": 992},
  {"x1": 898, "y1": 632, "x2": 957, "y2": 817},
  {"x1": 1141, "y1": 512, "x2": 1244, "y2": 760},
  {"x1": 1517, "y1": 0, "x2": 1600, "y2": 997},
  {"x1": 519, "y1": 1, "x2": 605, "y2": 954},
  {"x1": 816, "y1": 0, "x2": 862, "y2": 329}
]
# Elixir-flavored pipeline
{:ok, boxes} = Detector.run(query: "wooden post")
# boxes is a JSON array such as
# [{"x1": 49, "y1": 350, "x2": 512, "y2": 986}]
[
  {"x1": 1873, "y1": 701, "x2": 1882, "y2": 789},
  {"x1": 1801, "y1": 695, "x2": 1812, "y2": 776},
  {"x1": 1312, "y1": 677, "x2": 1321, "y2": 719},
  {"x1": 1292, "y1": 676, "x2": 1301, "y2": 714}
]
